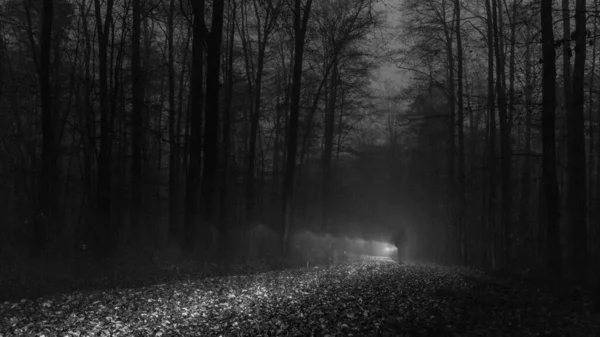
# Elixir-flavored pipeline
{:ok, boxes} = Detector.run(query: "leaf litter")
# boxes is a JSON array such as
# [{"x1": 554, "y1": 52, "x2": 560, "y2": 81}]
[{"x1": 0, "y1": 257, "x2": 598, "y2": 336}]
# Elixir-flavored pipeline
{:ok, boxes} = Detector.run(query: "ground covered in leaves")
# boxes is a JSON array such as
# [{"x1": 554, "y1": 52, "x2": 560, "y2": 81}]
[{"x1": 1, "y1": 257, "x2": 599, "y2": 337}]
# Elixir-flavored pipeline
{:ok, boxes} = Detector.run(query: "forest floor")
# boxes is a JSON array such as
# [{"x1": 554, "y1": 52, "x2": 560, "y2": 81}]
[{"x1": 1, "y1": 256, "x2": 599, "y2": 337}]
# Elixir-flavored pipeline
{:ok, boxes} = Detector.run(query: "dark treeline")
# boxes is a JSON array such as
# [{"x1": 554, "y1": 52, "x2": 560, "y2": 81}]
[
  {"x1": 0, "y1": 0, "x2": 388, "y2": 263},
  {"x1": 0, "y1": 0, "x2": 598, "y2": 287},
  {"x1": 396, "y1": 0, "x2": 597, "y2": 284}
]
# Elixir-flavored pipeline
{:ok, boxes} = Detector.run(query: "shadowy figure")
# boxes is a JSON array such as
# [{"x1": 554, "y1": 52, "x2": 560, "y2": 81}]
[{"x1": 392, "y1": 227, "x2": 408, "y2": 263}]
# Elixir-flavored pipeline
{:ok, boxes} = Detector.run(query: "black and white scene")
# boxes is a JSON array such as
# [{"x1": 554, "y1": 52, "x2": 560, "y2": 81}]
[{"x1": 0, "y1": 0, "x2": 599, "y2": 335}]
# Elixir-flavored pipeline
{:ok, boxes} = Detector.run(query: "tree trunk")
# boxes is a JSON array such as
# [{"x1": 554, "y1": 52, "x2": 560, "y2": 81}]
[
  {"x1": 203, "y1": 0, "x2": 225, "y2": 254},
  {"x1": 561, "y1": 0, "x2": 574, "y2": 251},
  {"x1": 568, "y1": 0, "x2": 588, "y2": 281},
  {"x1": 167, "y1": 0, "x2": 179, "y2": 242},
  {"x1": 33, "y1": 0, "x2": 56, "y2": 257},
  {"x1": 506, "y1": 0, "x2": 517, "y2": 267},
  {"x1": 541, "y1": 0, "x2": 562, "y2": 279},
  {"x1": 245, "y1": 0, "x2": 281, "y2": 228},
  {"x1": 184, "y1": 1, "x2": 206, "y2": 254},
  {"x1": 281, "y1": 0, "x2": 313, "y2": 255},
  {"x1": 589, "y1": 0, "x2": 598, "y2": 251},
  {"x1": 562, "y1": 0, "x2": 573, "y2": 123},
  {"x1": 219, "y1": 0, "x2": 236, "y2": 259},
  {"x1": 94, "y1": 0, "x2": 115, "y2": 256},
  {"x1": 491, "y1": 0, "x2": 509, "y2": 269},
  {"x1": 442, "y1": 0, "x2": 456, "y2": 262},
  {"x1": 454, "y1": 0, "x2": 466, "y2": 264},
  {"x1": 321, "y1": 58, "x2": 338, "y2": 232},
  {"x1": 131, "y1": 0, "x2": 144, "y2": 248},
  {"x1": 519, "y1": 23, "x2": 534, "y2": 262},
  {"x1": 485, "y1": 0, "x2": 497, "y2": 268}
]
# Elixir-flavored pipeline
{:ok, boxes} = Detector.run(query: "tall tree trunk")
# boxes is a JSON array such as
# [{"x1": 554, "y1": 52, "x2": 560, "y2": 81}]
[
  {"x1": 94, "y1": 0, "x2": 115, "y2": 256},
  {"x1": 568, "y1": 0, "x2": 588, "y2": 281},
  {"x1": 79, "y1": 0, "x2": 94, "y2": 219},
  {"x1": 561, "y1": 0, "x2": 574, "y2": 243},
  {"x1": 519, "y1": 23, "x2": 534, "y2": 262},
  {"x1": 219, "y1": 0, "x2": 236, "y2": 259},
  {"x1": 321, "y1": 58, "x2": 338, "y2": 232},
  {"x1": 541, "y1": 0, "x2": 562, "y2": 279},
  {"x1": 589, "y1": 0, "x2": 598, "y2": 249},
  {"x1": 281, "y1": 0, "x2": 313, "y2": 255},
  {"x1": 485, "y1": 0, "x2": 497, "y2": 268},
  {"x1": 203, "y1": 0, "x2": 225, "y2": 254},
  {"x1": 454, "y1": 0, "x2": 466, "y2": 264},
  {"x1": 245, "y1": 1, "x2": 282, "y2": 227},
  {"x1": 506, "y1": 0, "x2": 517, "y2": 267},
  {"x1": 167, "y1": 0, "x2": 179, "y2": 242},
  {"x1": 131, "y1": 0, "x2": 144, "y2": 248},
  {"x1": 178, "y1": 26, "x2": 191, "y2": 183},
  {"x1": 442, "y1": 0, "x2": 456, "y2": 262},
  {"x1": 33, "y1": 0, "x2": 55, "y2": 257},
  {"x1": 562, "y1": 0, "x2": 573, "y2": 131},
  {"x1": 273, "y1": 31, "x2": 292, "y2": 192},
  {"x1": 596, "y1": 0, "x2": 600, "y2": 305},
  {"x1": 184, "y1": 1, "x2": 206, "y2": 254},
  {"x1": 492, "y1": 0, "x2": 509, "y2": 269}
]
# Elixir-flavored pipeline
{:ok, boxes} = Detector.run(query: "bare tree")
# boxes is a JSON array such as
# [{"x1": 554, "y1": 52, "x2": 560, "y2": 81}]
[
  {"x1": 541, "y1": 0, "x2": 562, "y2": 278},
  {"x1": 167, "y1": 0, "x2": 179, "y2": 242},
  {"x1": 131, "y1": 0, "x2": 144, "y2": 247},
  {"x1": 184, "y1": 0, "x2": 206, "y2": 254},
  {"x1": 281, "y1": 0, "x2": 313, "y2": 255},
  {"x1": 484, "y1": 0, "x2": 497, "y2": 268},
  {"x1": 31, "y1": 0, "x2": 56, "y2": 257},
  {"x1": 568, "y1": 0, "x2": 587, "y2": 281},
  {"x1": 491, "y1": 0, "x2": 509, "y2": 268},
  {"x1": 454, "y1": 0, "x2": 466, "y2": 263},
  {"x1": 219, "y1": 0, "x2": 237, "y2": 257},
  {"x1": 241, "y1": 0, "x2": 284, "y2": 228},
  {"x1": 202, "y1": 0, "x2": 225, "y2": 253},
  {"x1": 94, "y1": 0, "x2": 115, "y2": 255}
]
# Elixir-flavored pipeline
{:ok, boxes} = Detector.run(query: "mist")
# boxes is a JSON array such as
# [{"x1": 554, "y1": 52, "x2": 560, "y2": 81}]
[{"x1": 1, "y1": 0, "x2": 599, "y2": 335}]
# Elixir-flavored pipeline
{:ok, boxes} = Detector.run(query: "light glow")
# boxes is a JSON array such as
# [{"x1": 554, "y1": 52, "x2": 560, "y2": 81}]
[{"x1": 384, "y1": 245, "x2": 397, "y2": 252}]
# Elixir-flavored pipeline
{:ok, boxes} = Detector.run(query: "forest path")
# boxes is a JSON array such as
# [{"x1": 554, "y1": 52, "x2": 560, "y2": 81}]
[{"x1": 1, "y1": 258, "x2": 598, "y2": 336}]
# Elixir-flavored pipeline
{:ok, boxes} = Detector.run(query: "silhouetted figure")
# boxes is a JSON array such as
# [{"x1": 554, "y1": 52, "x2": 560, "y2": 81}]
[{"x1": 392, "y1": 227, "x2": 408, "y2": 263}]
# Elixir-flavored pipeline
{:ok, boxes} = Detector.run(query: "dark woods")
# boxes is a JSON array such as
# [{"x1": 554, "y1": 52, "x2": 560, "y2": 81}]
[
  {"x1": 0, "y1": 0, "x2": 384, "y2": 263},
  {"x1": 397, "y1": 0, "x2": 597, "y2": 286},
  {"x1": 0, "y1": 0, "x2": 598, "y2": 292}
]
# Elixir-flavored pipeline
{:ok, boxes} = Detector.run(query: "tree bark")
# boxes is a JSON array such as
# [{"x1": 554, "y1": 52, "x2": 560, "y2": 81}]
[
  {"x1": 167, "y1": 0, "x2": 179, "y2": 242},
  {"x1": 541, "y1": 0, "x2": 562, "y2": 279},
  {"x1": 568, "y1": 0, "x2": 588, "y2": 281},
  {"x1": 321, "y1": 58, "x2": 338, "y2": 232},
  {"x1": 485, "y1": 0, "x2": 497, "y2": 268},
  {"x1": 131, "y1": 0, "x2": 144, "y2": 248},
  {"x1": 506, "y1": 0, "x2": 517, "y2": 267},
  {"x1": 281, "y1": 0, "x2": 313, "y2": 255},
  {"x1": 219, "y1": 0, "x2": 237, "y2": 259},
  {"x1": 562, "y1": 0, "x2": 573, "y2": 121},
  {"x1": 589, "y1": 0, "x2": 598, "y2": 246},
  {"x1": 245, "y1": 0, "x2": 282, "y2": 228},
  {"x1": 94, "y1": 0, "x2": 115, "y2": 256},
  {"x1": 519, "y1": 22, "x2": 534, "y2": 262},
  {"x1": 184, "y1": 1, "x2": 206, "y2": 254},
  {"x1": 203, "y1": 0, "x2": 225, "y2": 254},
  {"x1": 454, "y1": 0, "x2": 466, "y2": 264},
  {"x1": 33, "y1": 0, "x2": 56, "y2": 257},
  {"x1": 441, "y1": 0, "x2": 456, "y2": 262},
  {"x1": 491, "y1": 0, "x2": 509, "y2": 269}
]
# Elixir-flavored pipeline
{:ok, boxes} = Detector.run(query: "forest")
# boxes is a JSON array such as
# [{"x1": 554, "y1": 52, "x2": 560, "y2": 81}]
[{"x1": 0, "y1": 0, "x2": 600, "y2": 333}]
